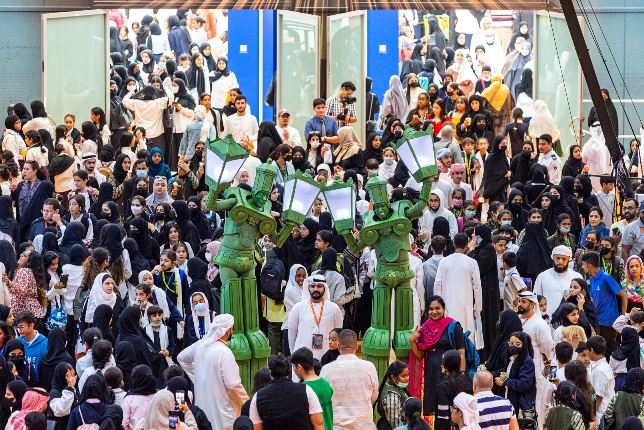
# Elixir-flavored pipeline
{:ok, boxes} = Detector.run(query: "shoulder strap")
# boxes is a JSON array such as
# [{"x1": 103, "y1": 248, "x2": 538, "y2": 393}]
[
  {"x1": 79, "y1": 403, "x2": 86, "y2": 425},
  {"x1": 447, "y1": 321, "x2": 457, "y2": 349}
]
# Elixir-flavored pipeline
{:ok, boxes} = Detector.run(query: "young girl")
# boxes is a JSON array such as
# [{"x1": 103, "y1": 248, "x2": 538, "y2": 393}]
[
  {"x1": 24, "y1": 130, "x2": 49, "y2": 166},
  {"x1": 494, "y1": 331, "x2": 536, "y2": 419},
  {"x1": 64, "y1": 114, "x2": 82, "y2": 144},
  {"x1": 552, "y1": 303, "x2": 592, "y2": 345},
  {"x1": 378, "y1": 148, "x2": 398, "y2": 180},
  {"x1": 133, "y1": 127, "x2": 148, "y2": 153},
  {"x1": 152, "y1": 251, "x2": 188, "y2": 340},
  {"x1": 43, "y1": 252, "x2": 65, "y2": 330},
  {"x1": 458, "y1": 200, "x2": 479, "y2": 232},
  {"x1": 145, "y1": 305, "x2": 175, "y2": 387},
  {"x1": 320, "y1": 327, "x2": 342, "y2": 366},
  {"x1": 428, "y1": 99, "x2": 452, "y2": 138},
  {"x1": 54, "y1": 125, "x2": 75, "y2": 157},
  {"x1": 173, "y1": 242, "x2": 189, "y2": 272},
  {"x1": 90, "y1": 107, "x2": 111, "y2": 146},
  {"x1": 450, "y1": 188, "x2": 467, "y2": 219},
  {"x1": 133, "y1": 271, "x2": 181, "y2": 328},
  {"x1": 185, "y1": 292, "x2": 216, "y2": 346}
]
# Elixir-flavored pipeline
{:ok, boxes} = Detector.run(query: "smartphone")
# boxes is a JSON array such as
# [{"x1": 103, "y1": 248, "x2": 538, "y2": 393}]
[
  {"x1": 169, "y1": 410, "x2": 179, "y2": 429},
  {"x1": 549, "y1": 365, "x2": 557, "y2": 380},
  {"x1": 175, "y1": 390, "x2": 185, "y2": 409},
  {"x1": 60, "y1": 274, "x2": 69, "y2": 288},
  {"x1": 612, "y1": 227, "x2": 619, "y2": 235}
]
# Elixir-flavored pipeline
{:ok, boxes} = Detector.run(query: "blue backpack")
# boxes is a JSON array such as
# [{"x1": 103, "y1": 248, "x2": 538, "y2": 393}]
[{"x1": 447, "y1": 321, "x2": 480, "y2": 377}]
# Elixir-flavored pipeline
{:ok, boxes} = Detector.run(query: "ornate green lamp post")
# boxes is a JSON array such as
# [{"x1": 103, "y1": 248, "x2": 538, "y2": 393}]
[{"x1": 336, "y1": 127, "x2": 437, "y2": 378}]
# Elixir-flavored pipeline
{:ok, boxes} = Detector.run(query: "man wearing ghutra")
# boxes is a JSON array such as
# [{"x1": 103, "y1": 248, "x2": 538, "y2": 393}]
[
  {"x1": 288, "y1": 275, "x2": 344, "y2": 364},
  {"x1": 178, "y1": 314, "x2": 249, "y2": 430}
]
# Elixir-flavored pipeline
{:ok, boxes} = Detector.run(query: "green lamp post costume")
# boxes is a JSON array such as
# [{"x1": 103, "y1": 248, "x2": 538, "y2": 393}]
[
  {"x1": 205, "y1": 135, "x2": 319, "y2": 388},
  {"x1": 338, "y1": 127, "x2": 435, "y2": 378}
]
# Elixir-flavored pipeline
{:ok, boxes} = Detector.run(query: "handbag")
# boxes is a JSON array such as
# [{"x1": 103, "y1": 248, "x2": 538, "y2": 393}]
[{"x1": 163, "y1": 105, "x2": 174, "y2": 128}]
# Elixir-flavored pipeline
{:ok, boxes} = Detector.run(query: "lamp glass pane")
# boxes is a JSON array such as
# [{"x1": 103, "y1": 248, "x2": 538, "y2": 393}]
[
  {"x1": 220, "y1": 158, "x2": 246, "y2": 184},
  {"x1": 282, "y1": 179, "x2": 295, "y2": 211},
  {"x1": 290, "y1": 180, "x2": 320, "y2": 214},
  {"x1": 410, "y1": 135, "x2": 435, "y2": 168},
  {"x1": 206, "y1": 149, "x2": 224, "y2": 182},
  {"x1": 395, "y1": 142, "x2": 418, "y2": 175},
  {"x1": 325, "y1": 187, "x2": 353, "y2": 221}
]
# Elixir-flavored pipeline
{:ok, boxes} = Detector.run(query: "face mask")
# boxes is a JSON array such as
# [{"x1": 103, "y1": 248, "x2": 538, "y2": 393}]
[
  {"x1": 8, "y1": 355, "x2": 23, "y2": 364},
  {"x1": 309, "y1": 140, "x2": 320, "y2": 149},
  {"x1": 476, "y1": 236, "x2": 483, "y2": 244},
  {"x1": 131, "y1": 206, "x2": 143, "y2": 215},
  {"x1": 486, "y1": 37, "x2": 495, "y2": 45},
  {"x1": 511, "y1": 202, "x2": 523, "y2": 210},
  {"x1": 139, "y1": 300, "x2": 148, "y2": 307},
  {"x1": 599, "y1": 247, "x2": 611, "y2": 256},
  {"x1": 205, "y1": 252, "x2": 212, "y2": 262},
  {"x1": 397, "y1": 382, "x2": 409, "y2": 389},
  {"x1": 410, "y1": 82, "x2": 419, "y2": 88},
  {"x1": 466, "y1": 210, "x2": 476, "y2": 219},
  {"x1": 507, "y1": 345, "x2": 522, "y2": 355},
  {"x1": 585, "y1": 240, "x2": 595, "y2": 249},
  {"x1": 522, "y1": 150, "x2": 531, "y2": 157},
  {"x1": 574, "y1": 185, "x2": 582, "y2": 193},
  {"x1": 149, "y1": 321, "x2": 162, "y2": 327},
  {"x1": 100, "y1": 211, "x2": 111, "y2": 220},
  {"x1": 501, "y1": 220, "x2": 512, "y2": 226},
  {"x1": 293, "y1": 156, "x2": 303, "y2": 165},
  {"x1": 156, "y1": 212, "x2": 165, "y2": 220},
  {"x1": 452, "y1": 199, "x2": 462, "y2": 208},
  {"x1": 515, "y1": 44, "x2": 522, "y2": 52},
  {"x1": 560, "y1": 227, "x2": 570, "y2": 233},
  {"x1": 137, "y1": 187, "x2": 148, "y2": 196},
  {"x1": 476, "y1": 123, "x2": 486, "y2": 130},
  {"x1": 384, "y1": 158, "x2": 394, "y2": 165},
  {"x1": 136, "y1": 169, "x2": 147, "y2": 178},
  {"x1": 194, "y1": 303, "x2": 208, "y2": 313},
  {"x1": 550, "y1": 195, "x2": 559, "y2": 203},
  {"x1": 127, "y1": 85, "x2": 136, "y2": 92},
  {"x1": 188, "y1": 207, "x2": 199, "y2": 217},
  {"x1": 1, "y1": 398, "x2": 14, "y2": 408},
  {"x1": 394, "y1": 130, "x2": 403, "y2": 138},
  {"x1": 284, "y1": 154, "x2": 293, "y2": 162},
  {"x1": 110, "y1": 88, "x2": 118, "y2": 96}
]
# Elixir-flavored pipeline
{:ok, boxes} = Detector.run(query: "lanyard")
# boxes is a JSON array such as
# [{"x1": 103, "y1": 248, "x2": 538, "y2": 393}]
[
  {"x1": 602, "y1": 258, "x2": 612, "y2": 275},
  {"x1": 161, "y1": 270, "x2": 178, "y2": 294},
  {"x1": 521, "y1": 314, "x2": 534, "y2": 327},
  {"x1": 309, "y1": 299, "x2": 325, "y2": 328},
  {"x1": 217, "y1": 339, "x2": 228, "y2": 347}
]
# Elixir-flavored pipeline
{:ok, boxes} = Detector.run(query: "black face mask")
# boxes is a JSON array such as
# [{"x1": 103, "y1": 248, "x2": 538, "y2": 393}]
[
  {"x1": 476, "y1": 123, "x2": 486, "y2": 130},
  {"x1": 511, "y1": 202, "x2": 523, "y2": 210},
  {"x1": 100, "y1": 211, "x2": 111, "y2": 220},
  {"x1": 522, "y1": 150, "x2": 531, "y2": 158},
  {"x1": 410, "y1": 82, "x2": 420, "y2": 88},
  {"x1": 394, "y1": 130, "x2": 403, "y2": 138},
  {"x1": 550, "y1": 195, "x2": 559, "y2": 203},
  {"x1": 188, "y1": 207, "x2": 199, "y2": 217},
  {"x1": 599, "y1": 246, "x2": 611, "y2": 256},
  {"x1": 284, "y1": 154, "x2": 293, "y2": 162},
  {"x1": 585, "y1": 240, "x2": 595, "y2": 249},
  {"x1": 110, "y1": 88, "x2": 118, "y2": 96},
  {"x1": 8, "y1": 355, "x2": 23, "y2": 364},
  {"x1": 293, "y1": 156, "x2": 304, "y2": 165},
  {"x1": 156, "y1": 212, "x2": 165, "y2": 220},
  {"x1": 574, "y1": 185, "x2": 582, "y2": 193},
  {"x1": 129, "y1": 229, "x2": 141, "y2": 239},
  {"x1": 508, "y1": 345, "x2": 522, "y2": 356},
  {"x1": 1, "y1": 397, "x2": 14, "y2": 409},
  {"x1": 136, "y1": 186, "x2": 148, "y2": 196}
]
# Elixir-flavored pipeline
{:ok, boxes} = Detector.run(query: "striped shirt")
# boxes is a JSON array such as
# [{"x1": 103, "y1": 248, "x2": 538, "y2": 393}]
[{"x1": 476, "y1": 391, "x2": 516, "y2": 430}]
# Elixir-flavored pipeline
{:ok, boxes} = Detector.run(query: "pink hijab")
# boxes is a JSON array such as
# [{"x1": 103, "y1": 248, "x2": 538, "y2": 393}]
[{"x1": 206, "y1": 241, "x2": 221, "y2": 282}]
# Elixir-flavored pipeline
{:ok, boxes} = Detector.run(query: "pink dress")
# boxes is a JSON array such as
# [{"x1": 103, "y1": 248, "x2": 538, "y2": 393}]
[{"x1": 10, "y1": 268, "x2": 44, "y2": 318}]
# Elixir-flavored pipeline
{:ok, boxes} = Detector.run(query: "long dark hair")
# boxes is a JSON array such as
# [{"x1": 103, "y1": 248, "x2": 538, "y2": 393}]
[
  {"x1": 0, "y1": 241, "x2": 17, "y2": 279},
  {"x1": 442, "y1": 350, "x2": 472, "y2": 397},
  {"x1": 25, "y1": 251, "x2": 47, "y2": 307},
  {"x1": 91, "y1": 107, "x2": 107, "y2": 132},
  {"x1": 23, "y1": 160, "x2": 49, "y2": 181},
  {"x1": 403, "y1": 397, "x2": 431, "y2": 430},
  {"x1": 430, "y1": 98, "x2": 448, "y2": 121},
  {"x1": 378, "y1": 360, "x2": 408, "y2": 399},
  {"x1": 25, "y1": 130, "x2": 46, "y2": 155}
]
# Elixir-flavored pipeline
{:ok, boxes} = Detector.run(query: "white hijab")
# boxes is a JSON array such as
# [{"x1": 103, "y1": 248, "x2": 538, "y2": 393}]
[
  {"x1": 146, "y1": 176, "x2": 174, "y2": 208},
  {"x1": 529, "y1": 100, "x2": 560, "y2": 142},
  {"x1": 137, "y1": 270, "x2": 170, "y2": 322},
  {"x1": 190, "y1": 291, "x2": 215, "y2": 340},
  {"x1": 85, "y1": 272, "x2": 117, "y2": 323},
  {"x1": 453, "y1": 393, "x2": 481, "y2": 430},
  {"x1": 454, "y1": 49, "x2": 477, "y2": 84}
]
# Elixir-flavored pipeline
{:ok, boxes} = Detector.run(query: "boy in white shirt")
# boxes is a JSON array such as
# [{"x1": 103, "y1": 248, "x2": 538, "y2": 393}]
[
  {"x1": 595, "y1": 175, "x2": 615, "y2": 228},
  {"x1": 502, "y1": 251, "x2": 527, "y2": 311},
  {"x1": 588, "y1": 335, "x2": 615, "y2": 424}
]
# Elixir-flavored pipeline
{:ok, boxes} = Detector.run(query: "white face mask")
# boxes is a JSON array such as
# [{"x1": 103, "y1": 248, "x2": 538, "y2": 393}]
[
  {"x1": 205, "y1": 252, "x2": 212, "y2": 262},
  {"x1": 171, "y1": 86, "x2": 179, "y2": 94},
  {"x1": 131, "y1": 205, "x2": 143, "y2": 215},
  {"x1": 310, "y1": 140, "x2": 320, "y2": 149},
  {"x1": 127, "y1": 85, "x2": 136, "y2": 92}
]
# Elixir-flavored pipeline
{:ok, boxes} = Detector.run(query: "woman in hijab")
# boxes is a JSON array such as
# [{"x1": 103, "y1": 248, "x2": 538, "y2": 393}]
[
  {"x1": 0, "y1": 196, "x2": 20, "y2": 247},
  {"x1": 67, "y1": 374, "x2": 110, "y2": 429},
  {"x1": 147, "y1": 147, "x2": 172, "y2": 180},
  {"x1": 256, "y1": 121, "x2": 284, "y2": 163},
  {"x1": 363, "y1": 132, "x2": 384, "y2": 165},
  {"x1": 429, "y1": 47, "x2": 446, "y2": 76},
  {"x1": 187, "y1": 257, "x2": 215, "y2": 308},
  {"x1": 99, "y1": 404, "x2": 125, "y2": 430},
  {"x1": 115, "y1": 341, "x2": 137, "y2": 391},
  {"x1": 84, "y1": 273, "x2": 118, "y2": 324},
  {"x1": 117, "y1": 306, "x2": 158, "y2": 369},
  {"x1": 121, "y1": 365, "x2": 158, "y2": 429},
  {"x1": 143, "y1": 389, "x2": 198, "y2": 430},
  {"x1": 185, "y1": 290, "x2": 216, "y2": 347},
  {"x1": 37, "y1": 327, "x2": 74, "y2": 392},
  {"x1": 482, "y1": 136, "x2": 510, "y2": 203},
  {"x1": 88, "y1": 220, "x2": 109, "y2": 250},
  {"x1": 292, "y1": 146, "x2": 313, "y2": 174},
  {"x1": 381, "y1": 117, "x2": 405, "y2": 148},
  {"x1": 481, "y1": 74, "x2": 515, "y2": 136},
  {"x1": 528, "y1": 100, "x2": 561, "y2": 143},
  {"x1": 485, "y1": 310, "x2": 523, "y2": 396},
  {"x1": 427, "y1": 17, "x2": 447, "y2": 51},
  {"x1": 611, "y1": 328, "x2": 642, "y2": 391},
  {"x1": 4, "y1": 340, "x2": 38, "y2": 387},
  {"x1": 13, "y1": 162, "x2": 53, "y2": 242},
  {"x1": 88, "y1": 181, "x2": 114, "y2": 220},
  {"x1": 58, "y1": 222, "x2": 86, "y2": 257},
  {"x1": 298, "y1": 218, "x2": 321, "y2": 273},
  {"x1": 543, "y1": 184, "x2": 576, "y2": 235},
  {"x1": 508, "y1": 189, "x2": 528, "y2": 233},
  {"x1": 558, "y1": 178, "x2": 582, "y2": 236},
  {"x1": 4, "y1": 380, "x2": 28, "y2": 422},
  {"x1": 107, "y1": 153, "x2": 131, "y2": 208},
  {"x1": 447, "y1": 49, "x2": 477, "y2": 97},
  {"x1": 432, "y1": 216, "x2": 456, "y2": 257},
  {"x1": 200, "y1": 43, "x2": 217, "y2": 73},
  {"x1": 101, "y1": 223, "x2": 131, "y2": 297},
  {"x1": 146, "y1": 177, "x2": 174, "y2": 213},
  {"x1": 210, "y1": 57, "x2": 239, "y2": 109},
  {"x1": 562, "y1": 145, "x2": 587, "y2": 178},
  {"x1": 22, "y1": 101, "x2": 51, "y2": 135},
  {"x1": 92, "y1": 303, "x2": 116, "y2": 347},
  {"x1": 13, "y1": 103, "x2": 32, "y2": 130},
  {"x1": 588, "y1": 88, "x2": 619, "y2": 137},
  {"x1": 185, "y1": 53, "x2": 210, "y2": 100},
  {"x1": 109, "y1": 26, "x2": 124, "y2": 56},
  {"x1": 48, "y1": 362, "x2": 78, "y2": 430},
  {"x1": 379, "y1": 76, "x2": 410, "y2": 123},
  {"x1": 410, "y1": 44, "x2": 425, "y2": 75},
  {"x1": 170, "y1": 78, "x2": 197, "y2": 170},
  {"x1": 42, "y1": 231, "x2": 69, "y2": 266},
  {"x1": 517, "y1": 222, "x2": 554, "y2": 283},
  {"x1": 508, "y1": 43, "x2": 533, "y2": 99},
  {"x1": 128, "y1": 217, "x2": 159, "y2": 270},
  {"x1": 508, "y1": 22, "x2": 531, "y2": 54},
  {"x1": 123, "y1": 239, "x2": 150, "y2": 293},
  {"x1": 334, "y1": 126, "x2": 365, "y2": 172},
  {"x1": 171, "y1": 201, "x2": 201, "y2": 254},
  {"x1": 514, "y1": 69, "x2": 534, "y2": 122},
  {"x1": 167, "y1": 376, "x2": 211, "y2": 429},
  {"x1": 186, "y1": 196, "x2": 212, "y2": 243},
  {"x1": 136, "y1": 16, "x2": 152, "y2": 49}
]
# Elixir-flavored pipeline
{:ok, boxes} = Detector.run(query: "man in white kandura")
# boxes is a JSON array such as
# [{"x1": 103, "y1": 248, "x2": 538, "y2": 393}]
[
  {"x1": 533, "y1": 245, "x2": 582, "y2": 317},
  {"x1": 178, "y1": 314, "x2": 249, "y2": 430}
]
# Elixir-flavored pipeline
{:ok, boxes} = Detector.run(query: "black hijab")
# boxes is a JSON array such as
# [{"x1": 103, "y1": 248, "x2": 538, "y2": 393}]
[
  {"x1": 563, "y1": 145, "x2": 585, "y2": 178},
  {"x1": 140, "y1": 49, "x2": 156, "y2": 74},
  {"x1": 364, "y1": 132, "x2": 383, "y2": 164},
  {"x1": 89, "y1": 182, "x2": 114, "y2": 218},
  {"x1": 517, "y1": 222, "x2": 554, "y2": 279},
  {"x1": 112, "y1": 153, "x2": 130, "y2": 185},
  {"x1": 50, "y1": 362, "x2": 73, "y2": 393},
  {"x1": 186, "y1": 53, "x2": 206, "y2": 94},
  {"x1": 38, "y1": 128, "x2": 55, "y2": 161},
  {"x1": 90, "y1": 220, "x2": 109, "y2": 249},
  {"x1": 93, "y1": 304, "x2": 116, "y2": 346},
  {"x1": 622, "y1": 368, "x2": 644, "y2": 395},
  {"x1": 543, "y1": 185, "x2": 576, "y2": 235},
  {"x1": 187, "y1": 196, "x2": 212, "y2": 241},
  {"x1": 0, "y1": 305, "x2": 9, "y2": 323},
  {"x1": 172, "y1": 78, "x2": 196, "y2": 110},
  {"x1": 410, "y1": 44, "x2": 425, "y2": 74},
  {"x1": 171, "y1": 200, "x2": 201, "y2": 254},
  {"x1": 0, "y1": 196, "x2": 19, "y2": 246},
  {"x1": 381, "y1": 117, "x2": 404, "y2": 147},
  {"x1": 43, "y1": 232, "x2": 69, "y2": 265},
  {"x1": 38, "y1": 328, "x2": 74, "y2": 391},
  {"x1": 482, "y1": 136, "x2": 510, "y2": 199},
  {"x1": 167, "y1": 376, "x2": 192, "y2": 404},
  {"x1": 6, "y1": 380, "x2": 28, "y2": 411},
  {"x1": 129, "y1": 217, "x2": 152, "y2": 250},
  {"x1": 507, "y1": 331, "x2": 534, "y2": 382},
  {"x1": 508, "y1": 189, "x2": 528, "y2": 233},
  {"x1": 115, "y1": 341, "x2": 137, "y2": 390},
  {"x1": 116, "y1": 306, "x2": 153, "y2": 367},
  {"x1": 30, "y1": 100, "x2": 47, "y2": 118},
  {"x1": 123, "y1": 238, "x2": 149, "y2": 287},
  {"x1": 444, "y1": 47, "x2": 455, "y2": 69},
  {"x1": 49, "y1": 151, "x2": 75, "y2": 177},
  {"x1": 110, "y1": 26, "x2": 123, "y2": 55},
  {"x1": 131, "y1": 85, "x2": 165, "y2": 101},
  {"x1": 514, "y1": 68, "x2": 533, "y2": 97},
  {"x1": 4, "y1": 339, "x2": 25, "y2": 374},
  {"x1": 100, "y1": 404, "x2": 125, "y2": 430},
  {"x1": 429, "y1": 47, "x2": 446, "y2": 75},
  {"x1": 125, "y1": 365, "x2": 157, "y2": 396},
  {"x1": 200, "y1": 43, "x2": 217, "y2": 72},
  {"x1": 79, "y1": 374, "x2": 111, "y2": 404},
  {"x1": 4, "y1": 115, "x2": 20, "y2": 132},
  {"x1": 69, "y1": 244, "x2": 89, "y2": 266},
  {"x1": 110, "y1": 52, "x2": 124, "y2": 66},
  {"x1": 187, "y1": 257, "x2": 215, "y2": 307},
  {"x1": 612, "y1": 327, "x2": 641, "y2": 370},
  {"x1": 319, "y1": 248, "x2": 339, "y2": 273},
  {"x1": 432, "y1": 216, "x2": 455, "y2": 256},
  {"x1": 13, "y1": 103, "x2": 31, "y2": 123},
  {"x1": 292, "y1": 146, "x2": 313, "y2": 173},
  {"x1": 100, "y1": 224, "x2": 125, "y2": 262},
  {"x1": 59, "y1": 222, "x2": 86, "y2": 256},
  {"x1": 298, "y1": 218, "x2": 320, "y2": 271},
  {"x1": 212, "y1": 56, "x2": 231, "y2": 81},
  {"x1": 486, "y1": 311, "x2": 523, "y2": 388}
]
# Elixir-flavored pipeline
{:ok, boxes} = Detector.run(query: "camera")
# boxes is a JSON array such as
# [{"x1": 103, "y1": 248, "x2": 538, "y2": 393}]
[{"x1": 342, "y1": 96, "x2": 357, "y2": 105}]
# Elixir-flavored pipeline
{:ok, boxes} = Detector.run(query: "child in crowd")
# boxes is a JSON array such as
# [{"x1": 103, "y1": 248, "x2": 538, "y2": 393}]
[
  {"x1": 502, "y1": 251, "x2": 527, "y2": 311},
  {"x1": 145, "y1": 305, "x2": 175, "y2": 388},
  {"x1": 595, "y1": 175, "x2": 615, "y2": 228}
]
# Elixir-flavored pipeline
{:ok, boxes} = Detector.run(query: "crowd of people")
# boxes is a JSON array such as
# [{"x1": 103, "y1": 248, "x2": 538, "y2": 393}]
[{"x1": 0, "y1": 7, "x2": 640, "y2": 430}]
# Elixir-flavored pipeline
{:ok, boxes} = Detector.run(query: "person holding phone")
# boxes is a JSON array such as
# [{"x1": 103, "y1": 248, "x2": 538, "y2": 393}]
[{"x1": 143, "y1": 389, "x2": 198, "y2": 430}]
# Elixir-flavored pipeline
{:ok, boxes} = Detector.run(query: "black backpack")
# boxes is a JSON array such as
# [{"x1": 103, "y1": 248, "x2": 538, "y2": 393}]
[{"x1": 260, "y1": 255, "x2": 286, "y2": 304}]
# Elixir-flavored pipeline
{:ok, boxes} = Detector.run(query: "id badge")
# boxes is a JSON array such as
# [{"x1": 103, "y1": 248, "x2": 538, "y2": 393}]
[{"x1": 312, "y1": 334, "x2": 324, "y2": 349}]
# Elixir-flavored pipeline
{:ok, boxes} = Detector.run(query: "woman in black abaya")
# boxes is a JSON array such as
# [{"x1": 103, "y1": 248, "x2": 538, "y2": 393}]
[
  {"x1": 485, "y1": 310, "x2": 523, "y2": 396},
  {"x1": 187, "y1": 196, "x2": 212, "y2": 242},
  {"x1": 298, "y1": 218, "x2": 321, "y2": 273},
  {"x1": 517, "y1": 221, "x2": 554, "y2": 283},
  {"x1": 128, "y1": 217, "x2": 159, "y2": 270},
  {"x1": 469, "y1": 224, "x2": 499, "y2": 359},
  {"x1": 37, "y1": 328, "x2": 74, "y2": 391},
  {"x1": 482, "y1": 136, "x2": 510, "y2": 203},
  {"x1": 171, "y1": 201, "x2": 201, "y2": 255},
  {"x1": 116, "y1": 306, "x2": 158, "y2": 367},
  {"x1": 543, "y1": 185, "x2": 577, "y2": 236}
]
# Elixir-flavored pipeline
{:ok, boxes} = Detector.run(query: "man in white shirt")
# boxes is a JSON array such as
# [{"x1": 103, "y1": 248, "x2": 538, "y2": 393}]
[
  {"x1": 223, "y1": 95, "x2": 259, "y2": 152},
  {"x1": 534, "y1": 245, "x2": 582, "y2": 317},
  {"x1": 516, "y1": 291, "x2": 554, "y2": 428},
  {"x1": 537, "y1": 134, "x2": 562, "y2": 184},
  {"x1": 434, "y1": 232, "x2": 483, "y2": 343},
  {"x1": 588, "y1": 335, "x2": 615, "y2": 424},
  {"x1": 621, "y1": 200, "x2": 644, "y2": 260},
  {"x1": 190, "y1": 17, "x2": 208, "y2": 46},
  {"x1": 80, "y1": 153, "x2": 105, "y2": 185},
  {"x1": 275, "y1": 108, "x2": 302, "y2": 148},
  {"x1": 320, "y1": 329, "x2": 378, "y2": 430}
]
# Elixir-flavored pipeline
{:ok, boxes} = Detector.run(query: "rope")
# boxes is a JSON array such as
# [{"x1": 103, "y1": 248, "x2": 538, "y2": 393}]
[{"x1": 545, "y1": 7, "x2": 574, "y2": 124}]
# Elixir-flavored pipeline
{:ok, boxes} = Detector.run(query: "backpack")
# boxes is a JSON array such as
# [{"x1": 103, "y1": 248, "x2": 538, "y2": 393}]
[
  {"x1": 260, "y1": 256, "x2": 285, "y2": 304},
  {"x1": 447, "y1": 321, "x2": 480, "y2": 377},
  {"x1": 77, "y1": 404, "x2": 99, "y2": 430}
]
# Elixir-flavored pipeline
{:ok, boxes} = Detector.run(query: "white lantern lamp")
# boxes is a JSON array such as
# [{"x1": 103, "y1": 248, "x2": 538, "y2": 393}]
[
  {"x1": 205, "y1": 133, "x2": 249, "y2": 194},
  {"x1": 393, "y1": 128, "x2": 438, "y2": 183},
  {"x1": 281, "y1": 171, "x2": 323, "y2": 225},
  {"x1": 322, "y1": 178, "x2": 356, "y2": 232}
]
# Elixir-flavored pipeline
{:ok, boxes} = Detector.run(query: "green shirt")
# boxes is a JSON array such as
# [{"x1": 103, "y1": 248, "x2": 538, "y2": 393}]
[{"x1": 304, "y1": 378, "x2": 334, "y2": 430}]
